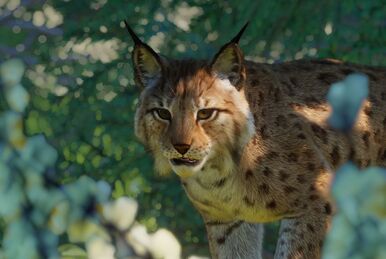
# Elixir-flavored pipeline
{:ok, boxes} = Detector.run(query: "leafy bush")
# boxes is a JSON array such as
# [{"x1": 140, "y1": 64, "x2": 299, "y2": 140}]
[
  {"x1": 323, "y1": 74, "x2": 386, "y2": 258},
  {"x1": 0, "y1": 59, "x2": 182, "y2": 259}
]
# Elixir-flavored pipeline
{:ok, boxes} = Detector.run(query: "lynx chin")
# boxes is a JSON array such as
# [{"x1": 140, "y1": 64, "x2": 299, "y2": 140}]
[{"x1": 125, "y1": 20, "x2": 386, "y2": 258}]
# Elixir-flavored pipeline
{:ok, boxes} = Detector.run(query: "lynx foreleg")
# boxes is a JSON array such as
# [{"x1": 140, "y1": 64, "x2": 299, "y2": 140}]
[
  {"x1": 205, "y1": 221, "x2": 264, "y2": 259},
  {"x1": 274, "y1": 204, "x2": 331, "y2": 259}
]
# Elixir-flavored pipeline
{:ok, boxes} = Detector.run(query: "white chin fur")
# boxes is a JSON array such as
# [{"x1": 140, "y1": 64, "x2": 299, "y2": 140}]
[{"x1": 170, "y1": 158, "x2": 207, "y2": 178}]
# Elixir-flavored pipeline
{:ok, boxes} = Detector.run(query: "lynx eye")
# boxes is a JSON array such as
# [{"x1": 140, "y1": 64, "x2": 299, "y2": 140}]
[
  {"x1": 197, "y1": 109, "x2": 217, "y2": 121},
  {"x1": 153, "y1": 108, "x2": 172, "y2": 121}
]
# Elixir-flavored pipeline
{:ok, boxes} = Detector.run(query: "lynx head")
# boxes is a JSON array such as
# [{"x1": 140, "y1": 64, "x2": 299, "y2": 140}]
[{"x1": 126, "y1": 21, "x2": 254, "y2": 178}]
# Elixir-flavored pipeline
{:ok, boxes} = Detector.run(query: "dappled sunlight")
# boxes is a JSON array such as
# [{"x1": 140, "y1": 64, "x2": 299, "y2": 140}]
[
  {"x1": 168, "y1": 2, "x2": 203, "y2": 31},
  {"x1": 324, "y1": 22, "x2": 333, "y2": 35},
  {"x1": 32, "y1": 5, "x2": 63, "y2": 28},
  {"x1": 148, "y1": 32, "x2": 165, "y2": 52},
  {"x1": 1, "y1": 0, "x2": 20, "y2": 11},
  {"x1": 71, "y1": 37, "x2": 121, "y2": 64}
]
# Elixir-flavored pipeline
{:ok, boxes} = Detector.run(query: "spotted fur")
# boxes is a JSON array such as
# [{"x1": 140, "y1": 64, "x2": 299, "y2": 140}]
[{"x1": 127, "y1": 23, "x2": 386, "y2": 259}]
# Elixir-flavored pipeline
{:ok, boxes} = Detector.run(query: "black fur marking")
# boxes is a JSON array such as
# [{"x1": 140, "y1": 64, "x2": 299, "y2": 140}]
[{"x1": 213, "y1": 177, "x2": 228, "y2": 188}]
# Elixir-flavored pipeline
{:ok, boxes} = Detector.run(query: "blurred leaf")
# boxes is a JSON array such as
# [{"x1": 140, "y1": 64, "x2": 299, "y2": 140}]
[
  {"x1": 0, "y1": 59, "x2": 25, "y2": 86},
  {"x1": 327, "y1": 74, "x2": 369, "y2": 132},
  {"x1": 59, "y1": 244, "x2": 87, "y2": 259}
]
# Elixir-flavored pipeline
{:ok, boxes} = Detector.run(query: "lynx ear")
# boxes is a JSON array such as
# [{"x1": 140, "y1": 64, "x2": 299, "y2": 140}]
[
  {"x1": 210, "y1": 22, "x2": 249, "y2": 89},
  {"x1": 124, "y1": 20, "x2": 163, "y2": 88}
]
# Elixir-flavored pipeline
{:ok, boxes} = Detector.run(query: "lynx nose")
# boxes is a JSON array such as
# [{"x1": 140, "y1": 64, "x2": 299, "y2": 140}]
[{"x1": 173, "y1": 144, "x2": 191, "y2": 155}]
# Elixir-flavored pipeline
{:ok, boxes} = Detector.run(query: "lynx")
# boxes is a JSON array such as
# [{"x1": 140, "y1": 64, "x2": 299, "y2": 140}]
[{"x1": 126, "y1": 21, "x2": 386, "y2": 258}]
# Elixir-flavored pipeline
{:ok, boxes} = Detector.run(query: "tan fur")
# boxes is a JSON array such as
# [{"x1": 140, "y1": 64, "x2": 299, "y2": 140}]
[{"x1": 133, "y1": 39, "x2": 386, "y2": 258}]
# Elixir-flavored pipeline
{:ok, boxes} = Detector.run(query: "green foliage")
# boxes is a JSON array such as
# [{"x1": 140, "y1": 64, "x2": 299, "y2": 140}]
[
  {"x1": 1, "y1": 0, "x2": 385, "y2": 256},
  {"x1": 0, "y1": 59, "x2": 107, "y2": 258},
  {"x1": 0, "y1": 59, "x2": 182, "y2": 259},
  {"x1": 324, "y1": 74, "x2": 386, "y2": 258},
  {"x1": 323, "y1": 164, "x2": 386, "y2": 259},
  {"x1": 327, "y1": 74, "x2": 369, "y2": 132}
]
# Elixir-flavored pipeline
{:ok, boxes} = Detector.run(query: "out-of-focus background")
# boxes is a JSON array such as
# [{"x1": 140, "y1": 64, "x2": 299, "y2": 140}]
[{"x1": 0, "y1": 0, "x2": 385, "y2": 257}]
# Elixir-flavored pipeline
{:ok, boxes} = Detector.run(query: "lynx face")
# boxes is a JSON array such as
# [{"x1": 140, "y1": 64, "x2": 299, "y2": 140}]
[
  {"x1": 128, "y1": 22, "x2": 254, "y2": 178},
  {"x1": 134, "y1": 65, "x2": 254, "y2": 178}
]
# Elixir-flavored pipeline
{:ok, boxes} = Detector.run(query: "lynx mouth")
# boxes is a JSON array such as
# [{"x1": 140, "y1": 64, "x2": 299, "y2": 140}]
[{"x1": 171, "y1": 158, "x2": 200, "y2": 166}]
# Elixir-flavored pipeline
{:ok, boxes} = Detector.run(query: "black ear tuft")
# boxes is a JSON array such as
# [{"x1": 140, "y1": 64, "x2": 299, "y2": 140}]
[
  {"x1": 124, "y1": 20, "x2": 143, "y2": 45},
  {"x1": 230, "y1": 22, "x2": 249, "y2": 44},
  {"x1": 210, "y1": 23, "x2": 249, "y2": 89},
  {"x1": 124, "y1": 20, "x2": 163, "y2": 89}
]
